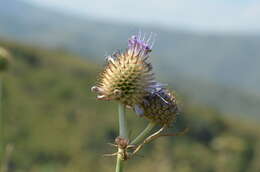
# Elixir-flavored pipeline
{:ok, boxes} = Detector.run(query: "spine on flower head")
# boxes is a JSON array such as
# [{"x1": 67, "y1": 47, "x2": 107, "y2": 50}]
[
  {"x1": 134, "y1": 88, "x2": 179, "y2": 126},
  {"x1": 92, "y1": 33, "x2": 160, "y2": 107}
]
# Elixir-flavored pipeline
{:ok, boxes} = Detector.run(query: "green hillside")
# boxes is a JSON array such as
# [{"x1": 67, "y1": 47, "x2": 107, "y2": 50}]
[{"x1": 0, "y1": 39, "x2": 260, "y2": 172}]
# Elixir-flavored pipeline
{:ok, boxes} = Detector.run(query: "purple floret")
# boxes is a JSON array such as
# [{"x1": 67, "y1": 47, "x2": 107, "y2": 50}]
[{"x1": 127, "y1": 33, "x2": 155, "y2": 57}]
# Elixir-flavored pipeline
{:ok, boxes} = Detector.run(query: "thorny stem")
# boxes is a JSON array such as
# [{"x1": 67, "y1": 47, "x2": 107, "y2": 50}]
[
  {"x1": 116, "y1": 103, "x2": 128, "y2": 172},
  {"x1": 131, "y1": 127, "x2": 189, "y2": 156},
  {"x1": 132, "y1": 126, "x2": 166, "y2": 155},
  {"x1": 131, "y1": 122, "x2": 156, "y2": 145}
]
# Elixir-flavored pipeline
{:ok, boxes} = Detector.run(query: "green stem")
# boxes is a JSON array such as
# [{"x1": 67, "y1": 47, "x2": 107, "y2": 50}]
[
  {"x1": 118, "y1": 103, "x2": 128, "y2": 139},
  {"x1": 115, "y1": 151, "x2": 124, "y2": 172},
  {"x1": 115, "y1": 103, "x2": 128, "y2": 172},
  {"x1": 131, "y1": 122, "x2": 156, "y2": 145}
]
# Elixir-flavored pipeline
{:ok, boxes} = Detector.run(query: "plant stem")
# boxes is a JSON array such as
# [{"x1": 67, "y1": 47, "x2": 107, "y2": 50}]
[
  {"x1": 118, "y1": 103, "x2": 128, "y2": 139},
  {"x1": 116, "y1": 103, "x2": 128, "y2": 172},
  {"x1": 115, "y1": 149, "x2": 124, "y2": 172},
  {"x1": 131, "y1": 122, "x2": 156, "y2": 145}
]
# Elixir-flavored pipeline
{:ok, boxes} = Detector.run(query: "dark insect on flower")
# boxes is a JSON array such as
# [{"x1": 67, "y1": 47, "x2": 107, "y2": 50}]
[
  {"x1": 134, "y1": 88, "x2": 179, "y2": 126},
  {"x1": 92, "y1": 33, "x2": 161, "y2": 107}
]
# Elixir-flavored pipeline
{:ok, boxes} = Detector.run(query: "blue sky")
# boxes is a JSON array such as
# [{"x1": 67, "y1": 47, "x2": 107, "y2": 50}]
[{"x1": 24, "y1": 0, "x2": 260, "y2": 33}]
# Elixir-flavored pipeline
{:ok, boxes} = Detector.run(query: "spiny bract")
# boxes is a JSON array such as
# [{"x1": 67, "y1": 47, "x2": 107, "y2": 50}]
[
  {"x1": 92, "y1": 33, "x2": 160, "y2": 107},
  {"x1": 134, "y1": 88, "x2": 179, "y2": 126}
]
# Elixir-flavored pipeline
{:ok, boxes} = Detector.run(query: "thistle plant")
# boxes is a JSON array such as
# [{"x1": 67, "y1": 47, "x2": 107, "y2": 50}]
[{"x1": 92, "y1": 33, "x2": 186, "y2": 172}]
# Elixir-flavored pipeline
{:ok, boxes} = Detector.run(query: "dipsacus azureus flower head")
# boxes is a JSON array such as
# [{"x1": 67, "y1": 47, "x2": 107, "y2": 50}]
[
  {"x1": 0, "y1": 47, "x2": 11, "y2": 72},
  {"x1": 134, "y1": 88, "x2": 179, "y2": 126},
  {"x1": 92, "y1": 33, "x2": 160, "y2": 107}
]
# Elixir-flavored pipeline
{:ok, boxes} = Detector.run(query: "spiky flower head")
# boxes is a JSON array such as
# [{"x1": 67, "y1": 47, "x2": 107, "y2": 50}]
[
  {"x1": 134, "y1": 88, "x2": 179, "y2": 126},
  {"x1": 92, "y1": 33, "x2": 160, "y2": 107},
  {"x1": 0, "y1": 47, "x2": 10, "y2": 72}
]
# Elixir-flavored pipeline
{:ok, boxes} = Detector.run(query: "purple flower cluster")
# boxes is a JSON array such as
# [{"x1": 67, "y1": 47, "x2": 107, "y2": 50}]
[{"x1": 127, "y1": 33, "x2": 155, "y2": 58}]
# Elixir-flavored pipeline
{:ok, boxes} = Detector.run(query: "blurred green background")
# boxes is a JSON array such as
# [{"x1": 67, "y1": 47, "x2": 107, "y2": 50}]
[{"x1": 0, "y1": 0, "x2": 260, "y2": 172}]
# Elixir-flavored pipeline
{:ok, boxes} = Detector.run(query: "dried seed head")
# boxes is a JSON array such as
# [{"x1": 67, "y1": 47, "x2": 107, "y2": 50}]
[
  {"x1": 135, "y1": 89, "x2": 179, "y2": 126},
  {"x1": 92, "y1": 33, "x2": 160, "y2": 106},
  {"x1": 0, "y1": 47, "x2": 11, "y2": 72}
]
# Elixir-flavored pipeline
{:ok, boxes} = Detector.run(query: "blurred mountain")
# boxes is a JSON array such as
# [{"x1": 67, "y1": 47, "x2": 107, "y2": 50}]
[
  {"x1": 1, "y1": 38, "x2": 260, "y2": 172},
  {"x1": 0, "y1": 0, "x2": 259, "y2": 119}
]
